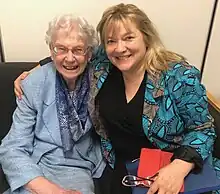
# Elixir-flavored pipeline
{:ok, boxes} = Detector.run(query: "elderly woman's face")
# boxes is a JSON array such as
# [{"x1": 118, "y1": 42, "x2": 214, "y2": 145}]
[{"x1": 51, "y1": 28, "x2": 91, "y2": 83}]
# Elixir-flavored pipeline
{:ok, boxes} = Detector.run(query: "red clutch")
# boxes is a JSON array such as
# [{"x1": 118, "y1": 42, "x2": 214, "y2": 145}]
[{"x1": 137, "y1": 148, "x2": 184, "y2": 192}]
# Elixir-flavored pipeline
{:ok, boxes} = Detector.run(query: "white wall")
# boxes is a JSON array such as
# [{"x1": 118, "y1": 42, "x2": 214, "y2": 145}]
[
  {"x1": 202, "y1": 1, "x2": 220, "y2": 100},
  {"x1": 0, "y1": 0, "x2": 214, "y2": 70}
]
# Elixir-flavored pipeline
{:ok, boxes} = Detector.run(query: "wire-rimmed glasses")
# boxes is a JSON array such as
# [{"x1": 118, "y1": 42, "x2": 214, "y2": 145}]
[
  {"x1": 122, "y1": 173, "x2": 158, "y2": 188},
  {"x1": 52, "y1": 45, "x2": 90, "y2": 57}
]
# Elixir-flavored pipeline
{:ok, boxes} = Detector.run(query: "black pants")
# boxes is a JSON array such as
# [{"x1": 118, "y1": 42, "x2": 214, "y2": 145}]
[{"x1": 94, "y1": 163, "x2": 132, "y2": 194}]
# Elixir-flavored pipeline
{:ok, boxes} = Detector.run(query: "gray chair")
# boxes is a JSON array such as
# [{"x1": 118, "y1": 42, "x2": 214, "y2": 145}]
[{"x1": 0, "y1": 62, "x2": 37, "y2": 193}]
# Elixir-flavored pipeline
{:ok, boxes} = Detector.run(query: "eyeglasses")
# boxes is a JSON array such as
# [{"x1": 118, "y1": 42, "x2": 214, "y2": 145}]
[
  {"x1": 122, "y1": 172, "x2": 158, "y2": 188},
  {"x1": 52, "y1": 46, "x2": 89, "y2": 56},
  {"x1": 122, "y1": 175, "x2": 154, "y2": 187}
]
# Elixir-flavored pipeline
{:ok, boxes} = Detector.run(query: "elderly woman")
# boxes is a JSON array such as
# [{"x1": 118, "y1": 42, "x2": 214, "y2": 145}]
[{"x1": 0, "y1": 15, "x2": 105, "y2": 194}]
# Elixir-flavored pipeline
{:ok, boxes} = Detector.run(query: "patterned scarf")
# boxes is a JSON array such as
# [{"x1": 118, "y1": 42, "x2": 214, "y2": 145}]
[{"x1": 56, "y1": 67, "x2": 90, "y2": 157}]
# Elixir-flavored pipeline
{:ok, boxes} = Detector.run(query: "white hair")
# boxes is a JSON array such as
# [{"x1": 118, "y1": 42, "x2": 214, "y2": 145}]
[{"x1": 45, "y1": 14, "x2": 99, "y2": 50}]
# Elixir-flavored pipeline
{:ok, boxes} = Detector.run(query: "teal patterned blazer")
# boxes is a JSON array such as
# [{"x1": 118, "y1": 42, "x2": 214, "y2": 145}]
[{"x1": 88, "y1": 46, "x2": 219, "y2": 183}]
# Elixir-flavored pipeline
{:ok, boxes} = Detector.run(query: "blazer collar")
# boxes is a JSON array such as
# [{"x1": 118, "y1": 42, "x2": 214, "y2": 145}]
[
  {"x1": 43, "y1": 63, "x2": 56, "y2": 106},
  {"x1": 93, "y1": 62, "x2": 165, "y2": 101},
  {"x1": 145, "y1": 71, "x2": 165, "y2": 103},
  {"x1": 41, "y1": 63, "x2": 62, "y2": 146}
]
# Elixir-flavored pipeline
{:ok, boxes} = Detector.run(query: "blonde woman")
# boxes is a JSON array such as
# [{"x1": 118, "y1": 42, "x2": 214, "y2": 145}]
[{"x1": 89, "y1": 3, "x2": 215, "y2": 194}]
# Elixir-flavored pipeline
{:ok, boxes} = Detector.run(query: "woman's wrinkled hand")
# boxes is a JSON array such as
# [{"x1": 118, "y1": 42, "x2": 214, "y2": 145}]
[
  {"x1": 147, "y1": 159, "x2": 194, "y2": 194},
  {"x1": 14, "y1": 71, "x2": 30, "y2": 100},
  {"x1": 26, "y1": 176, "x2": 82, "y2": 194}
]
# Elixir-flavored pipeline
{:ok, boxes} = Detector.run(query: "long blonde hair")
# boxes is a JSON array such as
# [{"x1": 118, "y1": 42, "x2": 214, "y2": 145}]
[{"x1": 97, "y1": 3, "x2": 185, "y2": 77}]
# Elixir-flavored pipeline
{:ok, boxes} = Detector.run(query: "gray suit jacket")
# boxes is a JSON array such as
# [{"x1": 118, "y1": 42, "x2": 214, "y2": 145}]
[{"x1": 0, "y1": 63, "x2": 105, "y2": 194}]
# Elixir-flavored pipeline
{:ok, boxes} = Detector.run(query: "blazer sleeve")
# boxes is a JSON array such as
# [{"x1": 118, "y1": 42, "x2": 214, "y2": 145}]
[
  {"x1": 0, "y1": 79, "x2": 44, "y2": 192},
  {"x1": 170, "y1": 63, "x2": 216, "y2": 161}
]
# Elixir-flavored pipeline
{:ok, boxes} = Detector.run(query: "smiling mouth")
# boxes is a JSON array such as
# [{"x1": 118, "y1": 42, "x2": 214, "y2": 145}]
[
  {"x1": 116, "y1": 55, "x2": 132, "y2": 60},
  {"x1": 63, "y1": 65, "x2": 79, "y2": 70}
]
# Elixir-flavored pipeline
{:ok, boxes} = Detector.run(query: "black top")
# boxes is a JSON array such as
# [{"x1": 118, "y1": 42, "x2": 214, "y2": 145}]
[{"x1": 96, "y1": 66, "x2": 155, "y2": 194}]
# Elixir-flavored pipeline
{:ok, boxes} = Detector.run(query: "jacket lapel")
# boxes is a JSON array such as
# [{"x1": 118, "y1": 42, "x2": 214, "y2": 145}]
[
  {"x1": 88, "y1": 59, "x2": 112, "y2": 139},
  {"x1": 142, "y1": 72, "x2": 165, "y2": 135},
  {"x1": 42, "y1": 65, "x2": 62, "y2": 146}
]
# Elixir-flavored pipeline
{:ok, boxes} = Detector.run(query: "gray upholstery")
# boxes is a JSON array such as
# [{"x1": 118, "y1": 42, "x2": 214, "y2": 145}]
[{"x1": 0, "y1": 62, "x2": 37, "y2": 193}]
